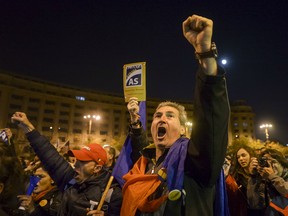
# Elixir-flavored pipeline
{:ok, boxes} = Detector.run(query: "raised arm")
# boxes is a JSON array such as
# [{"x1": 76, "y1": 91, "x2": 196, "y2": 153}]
[
  {"x1": 11, "y1": 112, "x2": 75, "y2": 191},
  {"x1": 182, "y1": 14, "x2": 217, "y2": 76},
  {"x1": 127, "y1": 97, "x2": 149, "y2": 163},
  {"x1": 183, "y1": 15, "x2": 230, "y2": 186}
]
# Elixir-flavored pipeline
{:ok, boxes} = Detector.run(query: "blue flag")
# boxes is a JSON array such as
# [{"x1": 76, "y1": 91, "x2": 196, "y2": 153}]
[
  {"x1": 112, "y1": 101, "x2": 146, "y2": 187},
  {"x1": 214, "y1": 169, "x2": 230, "y2": 216},
  {"x1": 26, "y1": 175, "x2": 41, "y2": 195}
]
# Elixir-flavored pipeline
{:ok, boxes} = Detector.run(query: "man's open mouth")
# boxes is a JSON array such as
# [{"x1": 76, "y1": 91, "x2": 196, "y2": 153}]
[{"x1": 157, "y1": 127, "x2": 166, "y2": 139}]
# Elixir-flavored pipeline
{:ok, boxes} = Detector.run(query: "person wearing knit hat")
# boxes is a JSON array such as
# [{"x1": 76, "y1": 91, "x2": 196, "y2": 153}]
[{"x1": 12, "y1": 112, "x2": 122, "y2": 216}]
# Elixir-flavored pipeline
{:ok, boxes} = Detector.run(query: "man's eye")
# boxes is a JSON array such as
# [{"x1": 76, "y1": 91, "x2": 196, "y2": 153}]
[{"x1": 154, "y1": 114, "x2": 161, "y2": 118}]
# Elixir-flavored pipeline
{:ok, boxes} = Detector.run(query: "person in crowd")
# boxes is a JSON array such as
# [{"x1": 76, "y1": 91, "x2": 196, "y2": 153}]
[
  {"x1": 120, "y1": 14, "x2": 230, "y2": 215},
  {"x1": 227, "y1": 143, "x2": 267, "y2": 215},
  {"x1": 11, "y1": 113, "x2": 122, "y2": 216},
  {"x1": 248, "y1": 148, "x2": 288, "y2": 215},
  {"x1": 224, "y1": 149, "x2": 250, "y2": 216},
  {"x1": 17, "y1": 165, "x2": 62, "y2": 216},
  {"x1": 103, "y1": 145, "x2": 117, "y2": 172},
  {"x1": 0, "y1": 143, "x2": 25, "y2": 216}
]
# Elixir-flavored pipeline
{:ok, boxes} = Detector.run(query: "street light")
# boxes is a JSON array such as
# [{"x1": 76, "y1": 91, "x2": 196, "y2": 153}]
[
  {"x1": 49, "y1": 126, "x2": 61, "y2": 144},
  {"x1": 83, "y1": 114, "x2": 101, "y2": 134},
  {"x1": 49, "y1": 126, "x2": 53, "y2": 140},
  {"x1": 260, "y1": 123, "x2": 272, "y2": 142}
]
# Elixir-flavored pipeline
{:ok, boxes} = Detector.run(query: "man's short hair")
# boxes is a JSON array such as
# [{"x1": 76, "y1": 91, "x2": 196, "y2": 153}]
[{"x1": 155, "y1": 101, "x2": 187, "y2": 126}]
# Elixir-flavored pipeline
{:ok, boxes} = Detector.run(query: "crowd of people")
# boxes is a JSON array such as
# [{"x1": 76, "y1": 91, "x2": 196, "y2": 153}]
[
  {"x1": 0, "y1": 14, "x2": 287, "y2": 216},
  {"x1": 224, "y1": 141, "x2": 288, "y2": 216}
]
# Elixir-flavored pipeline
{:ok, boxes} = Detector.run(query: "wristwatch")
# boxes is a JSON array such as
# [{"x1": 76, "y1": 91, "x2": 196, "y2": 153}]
[
  {"x1": 130, "y1": 119, "x2": 141, "y2": 127},
  {"x1": 195, "y1": 42, "x2": 218, "y2": 60}
]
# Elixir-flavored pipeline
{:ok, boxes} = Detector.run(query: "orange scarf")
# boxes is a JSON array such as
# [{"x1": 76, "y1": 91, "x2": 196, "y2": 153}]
[
  {"x1": 32, "y1": 186, "x2": 56, "y2": 202},
  {"x1": 121, "y1": 156, "x2": 167, "y2": 216}
]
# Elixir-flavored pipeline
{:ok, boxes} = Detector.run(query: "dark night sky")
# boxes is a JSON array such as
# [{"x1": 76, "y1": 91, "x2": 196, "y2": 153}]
[{"x1": 0, "y1": 0, "x2": 288, "y2": 143}]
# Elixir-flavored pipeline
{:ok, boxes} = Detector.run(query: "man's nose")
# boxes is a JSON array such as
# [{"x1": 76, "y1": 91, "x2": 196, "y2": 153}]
[{"x1": 160, "y1": 115, "x2": 167, "y2": 121}]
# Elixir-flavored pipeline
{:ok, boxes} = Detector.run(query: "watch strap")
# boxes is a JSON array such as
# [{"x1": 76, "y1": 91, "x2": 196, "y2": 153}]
[{"x1": 195, "y1": 42, "x2": 218, "y2": 60}]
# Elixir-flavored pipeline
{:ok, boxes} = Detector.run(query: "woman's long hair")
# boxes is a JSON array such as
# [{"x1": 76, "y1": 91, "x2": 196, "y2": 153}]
[{"x1": 229, "y1": 143, "x2": 256, "y2": 178}]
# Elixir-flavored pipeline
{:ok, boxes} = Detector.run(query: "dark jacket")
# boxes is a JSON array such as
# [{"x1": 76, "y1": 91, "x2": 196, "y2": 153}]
[
  {"x1": 14, "y1": 187, "x2": 62, "y2": 216},
  {"x1": 0, "y1": 207, "x2": 10, "y2": 216},
  {"x1": 26, "y1": 131, "x2": 122, "y2": 216},
  {"x1": 247, "y1": 171, "x2": 288, "y2": 216},
  {"x1": 128, "y1": 66, "x2": 230, "y2": 215},
  {"x1": 31, "y1": 187, "x2": 62, "y2": 216}
]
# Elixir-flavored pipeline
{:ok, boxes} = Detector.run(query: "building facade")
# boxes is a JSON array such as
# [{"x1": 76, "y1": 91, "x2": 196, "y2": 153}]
[
  {"x1": 230, "y1": 99, "x2": 256, "y2": 140},
  {"x1": 0, "y1": 71, "x2": 255, "y2": 155},
  {"x1": 0, "y1": 71, "x2": 193, "y2": 154}
]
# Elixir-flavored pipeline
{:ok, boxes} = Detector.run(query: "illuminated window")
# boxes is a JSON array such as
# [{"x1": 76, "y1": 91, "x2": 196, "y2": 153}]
[{"x1": 76, "y1": 96, "x2": 85, "y2": 101}]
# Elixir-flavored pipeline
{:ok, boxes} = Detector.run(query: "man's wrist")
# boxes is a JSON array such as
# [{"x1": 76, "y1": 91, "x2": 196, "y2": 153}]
[
  {"x1": 19, "y1": 123, "x2": 35, "y2": 134},
  {"x1": 195, "y1": 42, "x2": 218, "y2": 60},
  {"x1": 130, "y1": 119, "x2": 141, "y2": 127}
]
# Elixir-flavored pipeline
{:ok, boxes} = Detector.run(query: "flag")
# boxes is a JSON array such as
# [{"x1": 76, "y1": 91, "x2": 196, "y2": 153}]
[
  {"x1": 0, "y1": 129, "x2": 9, "y2": 145},
  {"x1": 214, "y1": 169, "x2": 230, "y2": 216},
  {"x1": 112, "y1": 101, "x2": 146, "y2": 187},
  {"x1": 26, "y1": 175, "x2": 41, "y2": 195}
]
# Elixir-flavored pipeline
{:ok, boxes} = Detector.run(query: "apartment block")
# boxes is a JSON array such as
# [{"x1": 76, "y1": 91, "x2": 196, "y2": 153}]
[{"x1": 0, "y1": 71, "x2": 254, "y2": 154}]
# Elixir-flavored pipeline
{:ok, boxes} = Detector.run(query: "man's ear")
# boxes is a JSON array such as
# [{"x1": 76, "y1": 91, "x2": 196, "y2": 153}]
[
  {"x1": 0, "y1": 182, "x2": 4, "y2": 194},
  {"x1": 180, "y1": 125, "x2": 186, "y2": 136},
  {"x1": 93, "y1": 165, "x2": 103, "y2": 174}
]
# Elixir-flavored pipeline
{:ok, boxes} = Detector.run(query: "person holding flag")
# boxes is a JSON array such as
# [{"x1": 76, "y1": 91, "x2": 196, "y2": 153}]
[
  {"x1": 120, "y1": 14, "x2": 230, "y2": 215},
  {"x1": 17, "y1": 164, "x2": 62, "y2": 216}
]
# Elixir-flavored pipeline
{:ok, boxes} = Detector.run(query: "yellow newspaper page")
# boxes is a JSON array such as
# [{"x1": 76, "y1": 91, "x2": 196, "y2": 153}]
[{"x1": 123, "y1": 62, "x2": 146, "y2": 102}]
